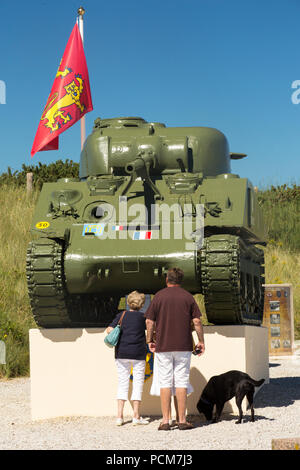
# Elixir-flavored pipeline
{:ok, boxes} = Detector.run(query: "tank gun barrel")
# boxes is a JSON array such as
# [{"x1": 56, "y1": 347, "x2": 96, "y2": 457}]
[
  {"x1": 123, "y1": 151, "x2": 163, "y2": 200},
  {"x1": 125, "y1": 152, "x2": 155, "y2": 175}
]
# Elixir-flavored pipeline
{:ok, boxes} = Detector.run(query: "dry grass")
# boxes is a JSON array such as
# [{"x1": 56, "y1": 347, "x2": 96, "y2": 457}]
[{"x1": 0, "y1": 185, "x2": 38, "y2": 377}]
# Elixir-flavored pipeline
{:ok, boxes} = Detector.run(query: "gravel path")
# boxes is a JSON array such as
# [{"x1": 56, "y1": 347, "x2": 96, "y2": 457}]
[{"x1": 0, "y1": 349, "x2": 300, "y2": 450}]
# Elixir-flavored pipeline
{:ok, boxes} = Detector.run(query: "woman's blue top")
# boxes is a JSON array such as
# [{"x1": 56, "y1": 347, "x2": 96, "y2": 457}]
[{"x1": 109, "y1": 310, "x2": 147, "y2": 360}]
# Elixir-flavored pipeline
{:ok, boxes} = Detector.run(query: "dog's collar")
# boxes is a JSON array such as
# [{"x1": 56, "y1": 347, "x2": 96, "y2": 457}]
[{"x1": 200, "y1": 396, "x2": 212, "y2": 406}]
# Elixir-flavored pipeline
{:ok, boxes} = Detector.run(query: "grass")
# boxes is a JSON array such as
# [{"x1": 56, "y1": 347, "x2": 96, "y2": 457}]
[
  {"x1": 259, "y1": 200, "x2": 300, "y2": 252},
  {"x1": 0, "y1": 185, "x2": 38, "y2": 377},
  {"x1": 0, "y1": 183, "x2": 299, "y2": 378}
]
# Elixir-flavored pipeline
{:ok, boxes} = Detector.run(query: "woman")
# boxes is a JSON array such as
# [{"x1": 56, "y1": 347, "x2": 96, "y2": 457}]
[{"x1": 106, "y1": 291, "x2": 149, "y2": 426}]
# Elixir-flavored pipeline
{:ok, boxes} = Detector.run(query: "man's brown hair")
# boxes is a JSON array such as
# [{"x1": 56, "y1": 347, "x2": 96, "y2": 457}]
[{"x1": 166, "y1": 267, "x2": 184, "y2": 285}]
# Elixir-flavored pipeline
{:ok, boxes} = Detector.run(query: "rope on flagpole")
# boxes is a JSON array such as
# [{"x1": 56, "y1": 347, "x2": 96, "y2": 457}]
[{"x1": 78, "y1": 6, "x2": 86, "y2": 150}]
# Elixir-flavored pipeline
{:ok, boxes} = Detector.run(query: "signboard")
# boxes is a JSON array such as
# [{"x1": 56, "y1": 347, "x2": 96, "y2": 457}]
[{"x1": 263, "y1": 284, "x2": 294, "y2": 355}]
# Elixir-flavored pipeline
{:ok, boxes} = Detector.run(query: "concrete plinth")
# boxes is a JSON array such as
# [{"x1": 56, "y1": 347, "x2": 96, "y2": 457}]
[{"x1": 29, "y1": 325, "x2": 269, "y2": 420}]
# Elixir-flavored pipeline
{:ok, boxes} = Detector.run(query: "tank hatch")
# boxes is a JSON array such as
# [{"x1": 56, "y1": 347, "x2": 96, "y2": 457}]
[
  {"x1": 93, "y1": 117, "x2": 166, "y2": 131},
  {"x1": 94, "y1": 117, "x2": 147, "y2": 129}
]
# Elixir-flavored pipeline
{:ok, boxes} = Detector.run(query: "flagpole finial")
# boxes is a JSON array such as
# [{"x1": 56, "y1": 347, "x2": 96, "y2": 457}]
[{"x1": 78, "y1": 6, "x2": 85, "y2": 16}]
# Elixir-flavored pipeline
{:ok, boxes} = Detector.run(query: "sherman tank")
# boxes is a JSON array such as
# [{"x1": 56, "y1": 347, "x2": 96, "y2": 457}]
[{"x1": 26, "y1": 117, "x2": 266, "y2": 328}]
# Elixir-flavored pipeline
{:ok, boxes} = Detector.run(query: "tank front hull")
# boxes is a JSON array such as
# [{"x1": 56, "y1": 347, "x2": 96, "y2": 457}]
[{"x1": 64, "y1": 234, "x2": 199, "y2": 295}]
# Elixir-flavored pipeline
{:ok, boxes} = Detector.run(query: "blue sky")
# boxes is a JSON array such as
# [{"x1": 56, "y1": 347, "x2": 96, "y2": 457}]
[{"x1": 1, "y1": 0, "x2": 300, "y2": 188}]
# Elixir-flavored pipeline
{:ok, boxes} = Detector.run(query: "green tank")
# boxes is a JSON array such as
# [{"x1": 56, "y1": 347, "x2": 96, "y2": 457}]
[{"x1": 26, "y1": 117, "x2": 266, "y2": 328}]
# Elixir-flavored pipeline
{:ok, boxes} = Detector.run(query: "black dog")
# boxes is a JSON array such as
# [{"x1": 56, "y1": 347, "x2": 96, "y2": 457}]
[{"x1": 197, "y1": 370, "x2": 265, "y2": 424}]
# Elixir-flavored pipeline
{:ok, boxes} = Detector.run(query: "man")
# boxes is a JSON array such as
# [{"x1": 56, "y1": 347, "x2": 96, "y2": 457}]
[{"x1": 145, "y1": 267, "x2": 205, "y2": 431}]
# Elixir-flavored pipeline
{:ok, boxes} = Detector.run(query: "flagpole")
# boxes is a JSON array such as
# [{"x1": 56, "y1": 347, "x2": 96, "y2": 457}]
[{"x1": 78, "y1": 6, "x2": 86, "y2": 150}]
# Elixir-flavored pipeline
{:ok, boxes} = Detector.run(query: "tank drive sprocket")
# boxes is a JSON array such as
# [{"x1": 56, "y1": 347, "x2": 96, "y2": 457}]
[
  {"x1": 200, "y1": 234, "x2": 265, "y2": 325},
  {"x1": 26, "y1": 238, "x2": 120, "y2": 328}
]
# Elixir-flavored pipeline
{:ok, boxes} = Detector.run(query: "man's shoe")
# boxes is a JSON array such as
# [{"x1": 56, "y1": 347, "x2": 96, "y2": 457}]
[
  {"x1": 178, "y1": 421, "x2": 194, "y2": 430},
  {"x1": 116, "y1": 418, "x2": 124, "y2": 426},
  {"x1": 158, "y1": 422, "x2": 171, "y2": 431}
]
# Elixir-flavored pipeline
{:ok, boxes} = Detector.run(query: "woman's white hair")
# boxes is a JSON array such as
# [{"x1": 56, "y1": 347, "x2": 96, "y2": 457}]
[{"x1": 127, "y1": 291, "x2": 145, "y2": 310}]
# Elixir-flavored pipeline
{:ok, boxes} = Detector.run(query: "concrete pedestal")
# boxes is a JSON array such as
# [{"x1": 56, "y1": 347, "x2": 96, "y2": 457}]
[{"x1": 29, "y1": 325, "x2": 269, "y2": 420}]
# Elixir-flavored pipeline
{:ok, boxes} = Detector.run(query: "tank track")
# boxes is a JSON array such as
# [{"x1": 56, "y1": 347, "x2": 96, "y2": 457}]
[
  {"x1": 200, "y1": 234, "x2": 265, "y2": 325},
  {"x1": 26, "y1": 238, "x2": 119, "y2": 328}
]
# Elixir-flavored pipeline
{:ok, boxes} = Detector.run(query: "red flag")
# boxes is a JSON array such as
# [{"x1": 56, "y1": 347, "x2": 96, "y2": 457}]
[{"x1": 31, "y1": 23, "x2": 93, "y2": 157}]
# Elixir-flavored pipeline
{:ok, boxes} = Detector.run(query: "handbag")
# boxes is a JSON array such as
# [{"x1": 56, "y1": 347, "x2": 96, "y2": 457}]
[{"x1": 104, "y1": 311, "x2": 126, "y2": 348}]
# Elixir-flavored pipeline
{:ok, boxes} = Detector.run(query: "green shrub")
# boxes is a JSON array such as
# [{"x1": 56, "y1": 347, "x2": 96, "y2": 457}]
[{"x1": 0, "y1": 159, "x2": 79, "y2": 190}]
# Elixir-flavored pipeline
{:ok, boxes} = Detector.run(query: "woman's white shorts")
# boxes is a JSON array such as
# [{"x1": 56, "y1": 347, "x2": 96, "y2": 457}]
[{"x1": 115, "y1": 359, "x2": 146, "y2": 401}]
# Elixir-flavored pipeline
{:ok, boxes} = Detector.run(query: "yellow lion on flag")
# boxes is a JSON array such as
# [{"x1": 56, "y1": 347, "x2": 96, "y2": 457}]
[{"x1": 41, "y1": 74, "x2": 85, "y2": 133}]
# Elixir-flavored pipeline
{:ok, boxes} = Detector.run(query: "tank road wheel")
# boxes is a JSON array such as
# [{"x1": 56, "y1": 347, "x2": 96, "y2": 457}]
[
  {"x1": 26, "y1": 238, "x2": 120, "y2": 328},
  {"x1": 200, "y1": 234, "x2": 265, "y2": 325}
]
